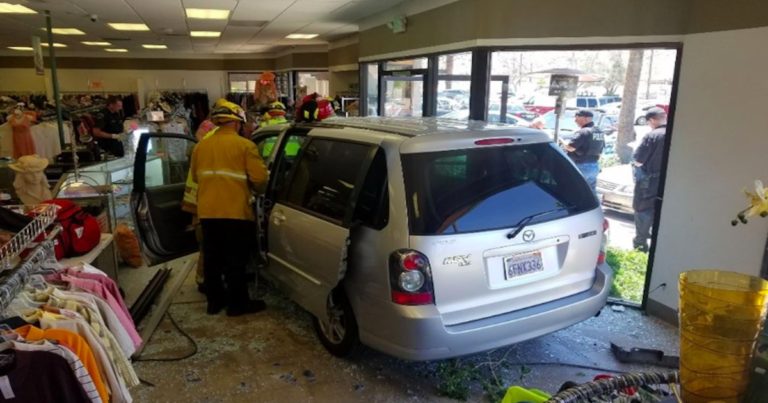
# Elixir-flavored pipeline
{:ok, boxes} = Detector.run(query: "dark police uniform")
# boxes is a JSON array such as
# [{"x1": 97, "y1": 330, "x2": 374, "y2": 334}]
[
  {"x1": 94, "y1": 108, "x2": 125, "y2": 157},
  {"x1": 632, "y1": 124, "x2": 666, "y2": 251},
  {"x1": 566, "y1": 121, "x2": 604, "y2": 193}
]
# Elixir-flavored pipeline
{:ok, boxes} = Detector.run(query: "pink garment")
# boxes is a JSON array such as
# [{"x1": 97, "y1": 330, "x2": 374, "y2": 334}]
[
  {"x1": 47, "y1": 272, "x2": 141, "y2": 349},
  {"x1": 63, "y1": 269, "x2": 132, "y2": 326},
  {"x1": 9, "y1": 114, "x2": 36, "y2": 159}
]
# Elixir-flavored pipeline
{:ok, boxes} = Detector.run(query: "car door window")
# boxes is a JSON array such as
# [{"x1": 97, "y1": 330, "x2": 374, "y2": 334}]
[
  {"x1": 280, "y1": 138, "x2": 371, "y2": 224},
  {"x1": 145, "y1": 136, "x2": 194, "y2": 188}
]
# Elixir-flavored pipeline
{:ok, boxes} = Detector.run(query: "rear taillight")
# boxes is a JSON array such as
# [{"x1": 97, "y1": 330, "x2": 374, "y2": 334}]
[
  {"x1": 597, "y1": 218, "x2": 609, "y2": 265},
  {"x1": 389, "y1": 249, "x2": 434, "y2": 305}
]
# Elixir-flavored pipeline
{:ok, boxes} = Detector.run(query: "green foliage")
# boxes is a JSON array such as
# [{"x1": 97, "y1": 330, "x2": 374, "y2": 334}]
[
  {"x1": 607, "y1": 247, "x2": 648, "y2": 303},
  {"x1": 436, "y1": 359, "x2": 475, "y2": 401},
  {"x1": 599, "y1": 154, "x2": 621, "y2": 169}
]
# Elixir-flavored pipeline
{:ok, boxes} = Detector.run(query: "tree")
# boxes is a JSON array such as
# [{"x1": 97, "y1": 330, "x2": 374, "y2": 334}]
[
  {"x1": 604, "y1": 52, "x2": 626, "y2": 96},
  {"x1": 617, "y1": 49, "x2": 644, "y2": 164}
]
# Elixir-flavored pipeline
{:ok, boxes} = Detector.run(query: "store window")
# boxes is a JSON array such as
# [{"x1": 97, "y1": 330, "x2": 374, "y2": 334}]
[
  {"x1": 365, "y1": 63, "x2": 379, "y2": 116},
  {"x1": 228, "y1": 73, "x2": 259, "y2": 93},
  {"x1": 437, "y1": 52, "x2": 472, "y2": 117},
  {"x1": 297, "y1": 72, "x2": 330, "y2": 98},
  {"x1": 384, "y1": 57, "x2": 428, "y2": 71}
]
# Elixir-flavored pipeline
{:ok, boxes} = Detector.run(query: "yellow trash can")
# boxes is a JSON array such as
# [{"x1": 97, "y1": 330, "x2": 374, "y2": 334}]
[{"x1": 679, "y1": 270, "x2": 768, "y2": 402}]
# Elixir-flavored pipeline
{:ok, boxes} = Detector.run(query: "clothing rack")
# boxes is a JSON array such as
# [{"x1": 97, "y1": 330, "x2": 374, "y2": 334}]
[{"x1": 0, "y1": 204, "x2": 59, "y2": 313}]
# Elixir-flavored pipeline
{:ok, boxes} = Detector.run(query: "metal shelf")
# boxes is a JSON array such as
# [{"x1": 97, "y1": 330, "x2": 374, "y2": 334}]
[{"x1": 0, "y1": 204, "x2": 57, "y2": 271}]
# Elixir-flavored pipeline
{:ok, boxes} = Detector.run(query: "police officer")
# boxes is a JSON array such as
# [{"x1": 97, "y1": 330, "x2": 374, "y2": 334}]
[
  {"x1": 632, "y1": 107, "x2": 667, "y2": 252},
  {"x1": 92, "y1": 96, "x2": 126, "y2": 157},
  {"x1": 560, "y1": 110, "x2": 604, "y2": 194}
]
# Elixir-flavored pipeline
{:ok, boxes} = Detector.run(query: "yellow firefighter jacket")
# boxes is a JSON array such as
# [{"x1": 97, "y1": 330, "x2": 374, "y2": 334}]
[{"x1": 189, "y1": 126, "x2": 268, "y2": 221}]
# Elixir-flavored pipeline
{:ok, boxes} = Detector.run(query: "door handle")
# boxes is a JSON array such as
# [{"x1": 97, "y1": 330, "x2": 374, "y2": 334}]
[{"x1": 272, "y1": 210, "x2": 286, "y2": 225}]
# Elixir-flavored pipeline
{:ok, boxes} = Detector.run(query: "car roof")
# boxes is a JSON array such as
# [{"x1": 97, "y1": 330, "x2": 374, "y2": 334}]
[{"x1": 304, "y1": 117, "x2": 551, "y2": 153}]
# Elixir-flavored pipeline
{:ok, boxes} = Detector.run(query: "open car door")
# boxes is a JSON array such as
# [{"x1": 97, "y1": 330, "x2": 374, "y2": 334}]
[{"x1": 132, "y1": 133, "x2": 198, "y2": 264}]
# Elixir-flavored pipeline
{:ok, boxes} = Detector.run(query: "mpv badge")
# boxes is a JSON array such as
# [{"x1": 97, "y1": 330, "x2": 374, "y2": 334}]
[{"x1": 522, "y1": 230, "x2": 535, "y2": 242}]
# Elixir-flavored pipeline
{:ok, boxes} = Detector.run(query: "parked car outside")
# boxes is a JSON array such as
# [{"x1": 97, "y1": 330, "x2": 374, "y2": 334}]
[
  {"x1": 131, "y1": 118, "x2": 612, "y2": 361},
  {"x1": 597, "y1": 164, "x2": 635, "y2": 215},
  {"x1": 522, "y1": 94, "x2": 557, "y2": 115},
  {"x1": 489, "y1": 102, "x2": 539, "y2": 121},
  {"x1": 441, "y1": 109, "x2": 532, "y2": 127},
  {"x1": 566, "y1": 96, "x2": 621, "y2": 109}
]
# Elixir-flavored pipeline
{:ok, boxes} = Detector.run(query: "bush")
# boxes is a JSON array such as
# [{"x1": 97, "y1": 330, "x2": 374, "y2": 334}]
[
  {"x1": 606, "y1": 247, "x2": 648, "y2": 303},
  {"x1": 599, "y1": 154, "x2": 621, "y2": 169}
]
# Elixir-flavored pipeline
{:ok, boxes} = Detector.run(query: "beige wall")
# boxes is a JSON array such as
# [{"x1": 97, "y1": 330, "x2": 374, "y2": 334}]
[
  {"x1": 647, "y1": 25, "x2": 768, "y2": 319},
  {"x1": 329, "y1": 71, "x2": 359, "y2": 96},
  {"x1": 0, "y1": 68, "x2": 230, "y2": 106},
  {"x1": 329, "y1": 43, "x2": 360, "y2": 67}
]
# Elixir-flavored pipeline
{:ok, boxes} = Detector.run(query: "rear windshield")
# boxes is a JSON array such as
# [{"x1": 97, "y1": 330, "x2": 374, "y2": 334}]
[{"x1": 402, "y1": 143, "x2": 598, "y2": 235}]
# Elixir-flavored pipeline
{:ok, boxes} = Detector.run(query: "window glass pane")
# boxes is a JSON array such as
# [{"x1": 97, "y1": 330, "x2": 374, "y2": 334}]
[
  {"x1": 283, "y1": 139, "x2": 370, "y2": 222},
  {"x1": 146, "y1": 137, "x2": 194, "y2": 188},
  {"x1": 384, "y1": 77, "x2": 423, "y2": 117},
  {"x1": 437, "y1": 80, "x2": 470, "y2": 117},
  {"x1": 402, "y1": 143, "x2": 598, "y2": 235},
  {"x1": 384, "y1": 58, "x2": 428, "y2": 71},
  {"x1": 230, "y1": 81, "x2": 247, "y2": 92},
  {"x1": 366, "y1": 63, "x2": 379, "y2": 116},
  {"x1": 298, "y1": 72, "x2": 330, "y2": 97},
  {"x1": 438, "y1": 52, "x2": 472, "y2": 75}
]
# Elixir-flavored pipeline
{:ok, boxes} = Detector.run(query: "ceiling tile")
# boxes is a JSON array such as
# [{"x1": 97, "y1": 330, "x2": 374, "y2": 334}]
[
  {"x1": 187, "y1": 19, "x2": 228, "y2": 31},
  {"x1": 182, "y1": 0, "x2": 237, "y2": 10},
  {"x1": 67, "y1": 0, "x2": 141, "y2": 20},
  {"x1": 230, "y1": 2, "x2": 293, "y2": 21}
]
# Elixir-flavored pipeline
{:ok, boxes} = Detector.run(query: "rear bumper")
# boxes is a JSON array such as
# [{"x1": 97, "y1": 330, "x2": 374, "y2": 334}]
[
  {"x1": 598, "y1": 190, "x2": 634, "y2": 215},
  {"x1": 358, "y1": 263, "x2": 612, "y2": 361}
]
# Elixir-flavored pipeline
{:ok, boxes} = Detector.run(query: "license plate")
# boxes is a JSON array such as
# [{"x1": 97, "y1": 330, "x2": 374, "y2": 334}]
[{"x1": 504, "y1": 252, "x2": 544, "y2": 280}]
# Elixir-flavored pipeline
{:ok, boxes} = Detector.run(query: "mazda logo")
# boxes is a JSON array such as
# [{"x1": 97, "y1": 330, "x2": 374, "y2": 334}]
[{"x1": 522, "y1": 230, "x2": 535, "y2": 242}]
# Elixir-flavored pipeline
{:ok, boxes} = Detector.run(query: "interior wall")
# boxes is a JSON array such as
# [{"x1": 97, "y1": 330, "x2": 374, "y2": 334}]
[
  {"x1": 329, "y1": 71, "x2": 359, "y2": 96},
  {"x1": 647, "y1": 25, "x2": 768, "y2": 317},
  {"x1": 0, "y1": 68, "x2": 229, "y2": 106}
]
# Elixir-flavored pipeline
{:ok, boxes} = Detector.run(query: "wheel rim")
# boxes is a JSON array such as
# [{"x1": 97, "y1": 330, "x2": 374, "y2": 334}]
[{"x1": 319, "y1": 296, "x2": 346, "y2": 344}]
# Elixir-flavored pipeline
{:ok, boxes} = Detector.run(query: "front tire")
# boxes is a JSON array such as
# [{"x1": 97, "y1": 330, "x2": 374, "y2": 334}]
[{"x1": 312, "y1": 290, "x2": 359, "y2": 357}]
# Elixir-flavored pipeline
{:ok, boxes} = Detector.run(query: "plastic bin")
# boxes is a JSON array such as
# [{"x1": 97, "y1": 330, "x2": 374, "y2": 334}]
[{"x1": 679, "y1": 270, "x2": 768, "y2": 403}]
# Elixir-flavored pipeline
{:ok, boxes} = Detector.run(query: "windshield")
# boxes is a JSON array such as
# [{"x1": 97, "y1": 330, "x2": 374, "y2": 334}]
[
  {"x1": 402, "y1": 143, "x2": 598, "y2": 235},
  {"x1": 542, "y1": 111, "x2": 580, "y2": 132}
]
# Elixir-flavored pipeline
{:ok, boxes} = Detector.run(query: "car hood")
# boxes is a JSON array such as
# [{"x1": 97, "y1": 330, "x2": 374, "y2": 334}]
[{"x1": 599, "y1": 164, "x2": 633, "y2": 185}]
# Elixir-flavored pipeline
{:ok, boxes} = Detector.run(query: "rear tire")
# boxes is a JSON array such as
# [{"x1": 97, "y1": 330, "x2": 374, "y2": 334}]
[
  {"x1": 312, "y1": 290, "x2": 360, "y2": 357},
  {"x1": 635, "y1": 116, "x2": 646, "y2": 125}
]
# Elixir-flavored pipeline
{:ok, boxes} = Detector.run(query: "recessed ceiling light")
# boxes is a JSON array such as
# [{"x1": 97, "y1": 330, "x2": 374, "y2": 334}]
[
  {"x1": 105, "y1": 48, "x2": 128, "y2": 52},
  {"x1": 142, "y1": 44, "x2": 167, "y2": 49},
  {"x1": 108, "y1": 23, "x2": 150, "y2": 31},
  {"x1": 41, "y1": 43, "x2": 67, "y2": 48},
  {"x1": 0, "y1": 3, "x2": 36, "y2": 14},
  {"x1": 286, "y1": 33, "x2": 318, "y2": 39},
  {"x1": 45, "y1": 28, "x2": 85, "y2": 35},
  {"x1": 186, "y1": 8, "x2": 229, "y2": 20},
  {"x1": 190, "y1": 31, "x2": 220, "y2": 38},
  {"x1": 82, "y1": 41, "x2": 112, "y2": 46},
  {"x1": 8, "y1": 46, "x2": 33, "y2": 51}
]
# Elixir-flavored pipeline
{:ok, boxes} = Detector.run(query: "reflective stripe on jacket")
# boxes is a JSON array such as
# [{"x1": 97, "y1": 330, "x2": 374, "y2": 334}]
[
  {"x1": 181, "y1": 128, "x2": 218, "y2": 215},
  {"x1": 190, "y1": 126, "x2": 268, "y2": 220}
]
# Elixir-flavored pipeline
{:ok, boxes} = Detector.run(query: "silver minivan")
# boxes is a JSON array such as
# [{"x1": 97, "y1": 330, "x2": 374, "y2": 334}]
[{"x1": 132, "y1": 117, "x2": 611, "y2": 361}]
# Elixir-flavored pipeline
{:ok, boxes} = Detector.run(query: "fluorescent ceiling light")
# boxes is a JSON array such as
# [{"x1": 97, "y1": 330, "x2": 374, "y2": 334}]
[
  {"x1": 108, "y1": 23, "x2": 150, "y2": 31},
  {"x1": 105, "y1": 48, "x2": 128, "y2": 52},
  {"x1": 82, "y1": 41, "x2": 111, "y2": 46},
  {"x1": 190, "y1": 31, "x2": 220, "y2": 38},
  {"x1": 46, "y1": 28, "x2": 85, "y2": 35},
  {"x1": 285, "y1": 33, "x2": 318, "y2": 39},
  {"x1": 8, "y1": 46, "x2": 33, "y2": 51},
  {"x1": 142, "y1": 44, "x2": 167, "y2": 49},
  {"x1": 0, "y1": 3, "x2": 36, "y2": 14},
  {"x1": 41, "y1": 42, "x2": 67, "y2": 48},
  {"x1": 186, "y1": 8, "x2": 229, "y2": 20}
]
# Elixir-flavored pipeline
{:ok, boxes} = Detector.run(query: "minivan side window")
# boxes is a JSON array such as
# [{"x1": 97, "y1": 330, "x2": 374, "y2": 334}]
[
  {"x1": 353, "y1": 148, "x2": 389, "y2": 229},
  {"x1": 280, "y1": 138, "x2": 371, "y2": 223}
]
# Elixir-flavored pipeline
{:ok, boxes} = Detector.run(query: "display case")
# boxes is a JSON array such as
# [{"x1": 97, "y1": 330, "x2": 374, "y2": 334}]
[{"x1": 52, "y1": 155, "x2": 162, "y2": 230}]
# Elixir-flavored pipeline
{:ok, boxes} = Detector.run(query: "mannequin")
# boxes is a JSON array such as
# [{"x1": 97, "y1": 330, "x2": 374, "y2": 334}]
[
  {"x1": 8, "y1": 154, "x2": 51, "y2": 205},
  {"x1": 8, "y1": 103, "x2": 36, "y2": 159}
]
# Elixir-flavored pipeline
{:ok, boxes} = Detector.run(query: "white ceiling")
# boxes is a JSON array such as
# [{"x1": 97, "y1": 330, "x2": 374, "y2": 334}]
[{"x1": 0, "y1": 0, "x2": 405, "y2": 57}]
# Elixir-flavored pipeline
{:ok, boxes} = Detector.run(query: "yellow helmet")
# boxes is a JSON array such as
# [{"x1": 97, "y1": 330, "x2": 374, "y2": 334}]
[{"x1": 210, "y1": 99, "x2": 246, "y2": 124}]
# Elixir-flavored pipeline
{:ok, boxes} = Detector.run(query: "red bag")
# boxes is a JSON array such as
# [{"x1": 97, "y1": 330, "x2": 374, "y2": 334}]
[{"x1": 44, "y1": 199, "x2": 101, "y2": 258}]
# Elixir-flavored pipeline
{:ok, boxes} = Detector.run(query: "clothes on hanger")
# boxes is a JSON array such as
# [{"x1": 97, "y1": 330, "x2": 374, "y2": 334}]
[
  {"x1": 8, "y1": 109, "x2": 36, "y2": 159},
  {"x1": 0, "y1": 260, "x2": 141, "y2": 403}
]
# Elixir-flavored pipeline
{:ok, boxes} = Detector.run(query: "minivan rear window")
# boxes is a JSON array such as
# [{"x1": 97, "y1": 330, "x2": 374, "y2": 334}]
[{"x1": 402, "y1": 143, "x2": 598, "y2": 235}]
